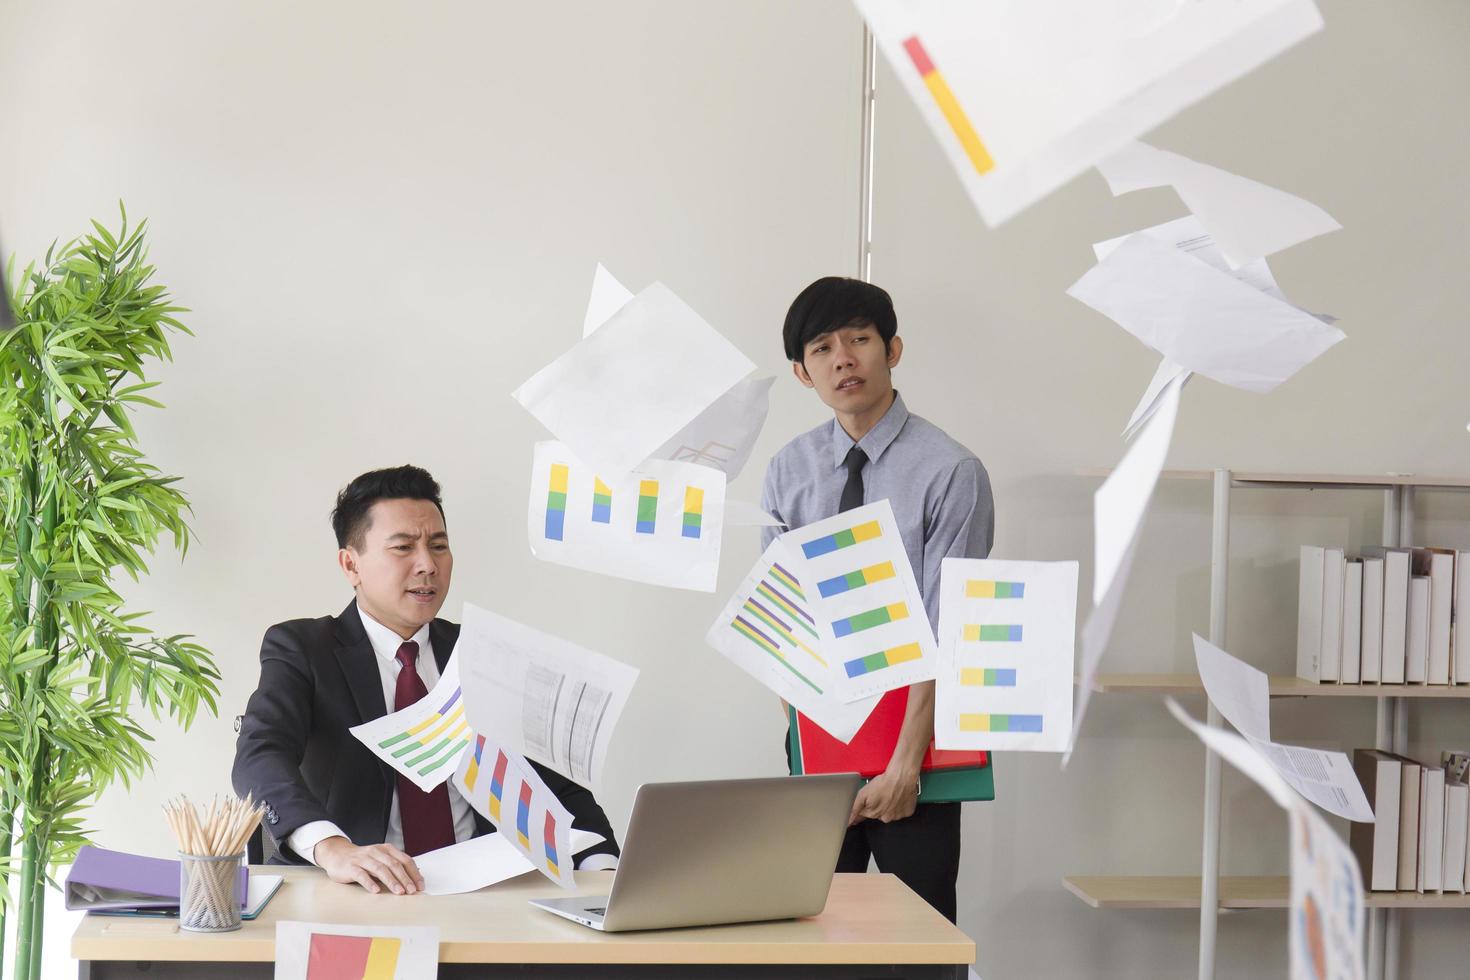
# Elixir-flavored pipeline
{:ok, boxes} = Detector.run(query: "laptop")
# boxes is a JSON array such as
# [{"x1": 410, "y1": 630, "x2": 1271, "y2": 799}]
[{"x1": 530, "y1": 773, "x2": 861, "y2": 932}]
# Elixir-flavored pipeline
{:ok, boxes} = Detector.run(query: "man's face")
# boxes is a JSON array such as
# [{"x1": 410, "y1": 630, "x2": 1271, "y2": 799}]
[
  {"x1": 793, "y1": 321, "x2": 903, "y2": 415},
  {"x1": 339, "y1": 497, "x2": 453, "y2": 638}
]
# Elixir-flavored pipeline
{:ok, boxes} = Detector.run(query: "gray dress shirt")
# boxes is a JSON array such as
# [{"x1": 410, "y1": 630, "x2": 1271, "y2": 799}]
[{"x1": 760, "y1": 392, "x2": 994, "y2": 629}]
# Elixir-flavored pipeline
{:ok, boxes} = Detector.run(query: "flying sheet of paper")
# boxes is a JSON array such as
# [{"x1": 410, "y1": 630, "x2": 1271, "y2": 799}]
[
  {"x1": 1093, "y1": 214, "x2": 1288, "y2": 299},
  {"x1": 1066, "y1": 374, "x2": 1182, "y2": 763},
  {"x1": 783, "y1": 499, "x2": 939, "y2": 702},
  {"x1": 651, "y1": 375, "x2": 774, "y2": 480},
  {"x1": 450, "y1": 731, "x2": 582, "y2": 888},
  {"x1": 456, "y1": 602, "x2": 638, "y2": 790},
  {"x1": 348, "y1": 654, "x2": 471, "y2": 793},
  {"x1": 853, "y1": 0, "x2": 1323, "y2": 226},
  {"x1": 582, "y1": 263, "x2": 635, "y2": 338},
  {"x1": 1124, "y1": 358, "x2": 1192, "y2": 441},
  {"x1": 1068, "y1": 233, "x2": 1345, "y2": 394},
  {"x1": 935, "y1": 559, "x2": 1078, "y2": 752},
  {"x1": 273, "y1": 921, "x2": 439, "y2": 980},
  {"x1": 414, "y1": 833, "x2": 535, "y2": 896},
  {"x1": 1192, "y1": 633, "x2": 1271, "y2": 741},
  {"x1": 725, "y1": 499, "x2": 786, "y2": 528},
  {"x1": 705, "y1": 539, "x2": 881, "y2": 742},
  {"x1": 512, "y1": 281, "x2": 755, "y2": 477},
  {"x1": 528, "y1": 440, "x2": 727, "y2": 592},
  {"x1": 1097, "y1": 140, "x2": 1341, "y2": 267},
  {"x1": 1165, "y1": 699, "x2": 1366, "y2": 980}
]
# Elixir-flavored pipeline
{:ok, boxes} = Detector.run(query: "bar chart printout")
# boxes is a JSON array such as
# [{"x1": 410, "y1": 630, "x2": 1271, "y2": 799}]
[
  {"x1": 274, "y1": 922, "x2": 439, "y2": 980},
  {"x1": 935, "y1": 558, "x2": 1078, "y2": 752},
  {"x1": 527, "y1": 440, "x2": 726, "y2": 592},
  {"x1": 348, "y1": 655, "x2": 474, "y2": 792}
]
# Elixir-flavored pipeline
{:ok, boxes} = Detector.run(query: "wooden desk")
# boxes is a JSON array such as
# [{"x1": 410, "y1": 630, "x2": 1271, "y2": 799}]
[{"x1": 72, "y1": 868, "x2": 975, "y2": 978}]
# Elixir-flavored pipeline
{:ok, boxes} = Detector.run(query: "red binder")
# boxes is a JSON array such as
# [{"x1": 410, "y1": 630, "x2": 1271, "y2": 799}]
[{"x1": 789, "y1": 687, "x2": 987, "y2": 777}]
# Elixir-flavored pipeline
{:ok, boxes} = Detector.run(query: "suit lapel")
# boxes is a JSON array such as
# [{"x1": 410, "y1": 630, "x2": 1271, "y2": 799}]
[
  {"x1": 332, "y1": 600, "x2": 388, "y2": 723},
  {"x1": 430, "y1": 618, "x2": 459, "y2": 674}
]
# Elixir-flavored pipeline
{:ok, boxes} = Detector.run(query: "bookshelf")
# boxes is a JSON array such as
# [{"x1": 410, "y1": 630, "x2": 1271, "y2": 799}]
[{"x1": 1068, "y1": 470, "x2": 1470, "y2": 980}]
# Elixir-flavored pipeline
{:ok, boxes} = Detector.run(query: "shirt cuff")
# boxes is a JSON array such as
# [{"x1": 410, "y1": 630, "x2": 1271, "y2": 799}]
[
  {"x1": 287, "y1": 821, "x2": 349, "y2": 866},
  {"x1": 576, "y1": 852, "x2": 619, "y2": 872}
]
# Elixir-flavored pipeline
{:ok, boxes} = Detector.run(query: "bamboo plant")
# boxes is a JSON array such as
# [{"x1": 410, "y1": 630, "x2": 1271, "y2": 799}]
[{"x1": 0, "y1": 207, "x2": 220, "y2": 980}]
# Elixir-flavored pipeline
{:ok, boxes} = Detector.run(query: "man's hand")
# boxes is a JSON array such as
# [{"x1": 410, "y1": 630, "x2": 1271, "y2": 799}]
[
  {"x1": 849, "y1": 767, "x2": 920, "y2": 826},
  {"x1": 314, "y1": 837, "x2": 424, "y2": 895}
]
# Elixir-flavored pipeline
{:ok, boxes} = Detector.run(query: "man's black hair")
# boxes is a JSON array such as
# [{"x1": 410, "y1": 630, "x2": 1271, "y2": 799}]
[
  {"x1": 782, "y1": 276, "x2": 897, "y2": 363},
  {"x1": 331, "y1": 465, "x2": 445, "y2": 549}
]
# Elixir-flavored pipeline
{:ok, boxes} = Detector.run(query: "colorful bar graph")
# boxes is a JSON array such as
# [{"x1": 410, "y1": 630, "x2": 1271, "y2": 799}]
[
  {"x1": 755, "y1": 578, "x2": 819, "y2": 639},
  {"x1": 801, "y1": 520, "x2": 882, "y2": 559},
  {"x1": 843, "y1": 641, "x2": 923, "y2": 678},
  {"x1": 463, "y1": 734, "x2": 486, "y2": 792},
  {"x1": 591, "y1": 478, "x2": 612, "y2": 524},
  {"x1": 831, "y1": 602, "x2": 909, "y2": 637},
  {"x1": 306, "y1": 933, "x2": 401, "y2": 980},
  {"x1": 958, "y1": 713, "x2": 1043, "y2": 733},
  {"x1": 739, "y1": 597, "x2": 827, "y2": 668},
  {"x1": 963, "y1": 624, "x2": 1024, "y2": 643},
  {"x1": 516, "y1": 782, "x2": 533, "y2": 849},
  {"x1": 729, "y1": 616, "x2": 823, "y2": 694},
  {"x1": 682, "y1": 486, "x2": 704, "y2": 539},
  {"x1": 817, "y1": 560, "x2": 896, "y2": 598},
  {"x1": 960, "y1": 668, "x2": 1017, "y2": 687},
  {"x1": 544, "y1": 811, "x2": 559, "y2": 875},
  {"x1": 769, "y1": 563, "x2": 808, "y2": 601},
  {"x1": 636, "y1": 479, "x2": 658, "y2": 534},
  {"x1": 545, "y1": 464, "x2": 569, "y2": 541},
  {"x1": 377, "y1": 687, "x2": 471, "y2": 776},
  {"x1": 489, "y1": 750, "x2": 510, "y2": 821},
  {"x1": 901, "y1": 36, "x2": 995, "y2": 176},
  {"x1": 966, "y1": 579, "x2": 1025, "y2": 599}
]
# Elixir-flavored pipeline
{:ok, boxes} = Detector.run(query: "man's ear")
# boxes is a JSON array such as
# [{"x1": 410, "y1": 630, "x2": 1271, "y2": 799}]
[
  {"x1": 792, "y1": 360, "x2": 815, "y2": 389},
  {"x1": 338, "y1": 547, "x2": 362, "y2": 588},
  {"x1": 887, "y1": 334, "x2": 904, "y2": 370}
]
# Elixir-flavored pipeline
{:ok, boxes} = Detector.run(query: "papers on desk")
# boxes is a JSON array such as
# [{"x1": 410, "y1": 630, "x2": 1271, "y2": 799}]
[
  {"x1": 1167, "y1": 700, "x2": 1366, "y2": 980},
  {"x1": 1193, "y1": 635, "x2": 1374, "y2": 822},
  {"x1": 528, "y1": 440, "x2": 727, "y2": 592},
  {"x1": 1069, "y1": 223, "x2": 1345, "y2": 394},
  {"x1": 1066, "y1": 373, "x2": 1183, "y2": 764},
  {"x1": 852, "y1": 0, "x2": 1323, "y2": 226},
  {"x1": 348, "y1": 653, "x2": 472, "y2": 793},
  {"x1": 1097, "y1": 141, "x2": 1341, "y2": 268},
  {"x1": 456, "y1": 602, "x2": 638, "y2": 790},
  {"x1": 274, "y1": 921, "x2": 438, "y2": 980},
  {"x1": 512, "y1": 279, "x2": 755, "y2": 478},
  {"x1": 934, "y1": 559, "x2": 1078, "y2": 753},
  {"x1": 415, "y1": 833, "x2": 535, "y2": 896}
]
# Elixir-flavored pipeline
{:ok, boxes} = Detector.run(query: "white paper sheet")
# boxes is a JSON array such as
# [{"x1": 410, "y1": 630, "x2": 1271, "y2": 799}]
[
  {"x1": 1165, "y1": 697, "x2": 1297, "y2": 808},
  {"x1": 651, "y1": 375, "x2": 774, "y2": 480},
  {"x1": 274, "y1": 921, "x2": 439, "y2": 980},
  {"x1": 935, "y1": 559, "x2": 1078, "y2": 752},
  {"x1": 347, "y1": 655, "x2": 472, "y2": 793},
  {"x1": 705, "y1": 539, "x2": 880, "y2": 742},
  {"x1": 582, "y1": 263, "x2": 635, "y2": 338},
  {"x1": 456, "y1": 603, "x2": 638, "y2": 790},
  {"x1": 528, "y1": 440, "x2": 726, "y2": 592},
  {"x1": 1066, "y1": 374, "x2": 1182, "y2": 763},
  {"x1": 1093, "y1": 214, "x2": 1287, "y2": 298},
  {"x1": 783, "y1": 499, "x2": 939, "y2": 702},
  {"x1": 1193, "y1": 633, "x2": 1272, "y2": 741},
  {"x1": 1068, "y1": 233, "x2": 1345, "y2": 393},
  {"x1": 1097, "y1": 140, "x2": 1341, "y2": 267},
  {"x1": 512, "y1": 281, "x2": 755, "y2": 477},
  {"x1": 1124, "y1": 357, "x2": 1192, "y2": 441},
  {"x1": 853, "y1": 0, "x2": 1323, "y2": 226},
  {"x1": 414, "y1": 833, "x2": 535, "y2": 896}
]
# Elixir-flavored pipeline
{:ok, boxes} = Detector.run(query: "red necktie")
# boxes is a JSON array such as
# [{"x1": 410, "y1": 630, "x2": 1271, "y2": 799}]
[{"x1": 393, "y1": 641, "x2": 456, "y2": 856}]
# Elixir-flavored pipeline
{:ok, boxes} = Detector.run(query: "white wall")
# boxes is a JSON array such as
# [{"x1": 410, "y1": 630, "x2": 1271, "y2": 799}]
[{"x1": 2, "y1": 2, "x2": 1468, "y2": 977}]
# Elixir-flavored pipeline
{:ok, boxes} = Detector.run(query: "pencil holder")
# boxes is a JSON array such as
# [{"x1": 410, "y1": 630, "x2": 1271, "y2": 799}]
[{"x1": 178, "y1": 851, "x2": 244, "y2": 932}]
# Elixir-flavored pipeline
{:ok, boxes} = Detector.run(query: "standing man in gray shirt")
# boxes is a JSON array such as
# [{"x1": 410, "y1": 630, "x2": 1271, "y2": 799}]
[{"x1": 759, "y1": 277, "x2": 994, "y2": 923}]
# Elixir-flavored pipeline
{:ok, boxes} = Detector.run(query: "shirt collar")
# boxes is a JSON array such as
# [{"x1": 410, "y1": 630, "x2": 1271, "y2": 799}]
[
  {"x1": 356, "y1": 604, "x2": 432, "y2": 669},
  {"x1": 830, "y1": 390, "x2": 910, "y2": 469}
]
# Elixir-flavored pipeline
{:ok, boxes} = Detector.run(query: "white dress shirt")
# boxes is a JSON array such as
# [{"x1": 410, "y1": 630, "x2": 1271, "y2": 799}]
[{"x1": 287, "y1": 609, "x2": 477, "y2": 864}]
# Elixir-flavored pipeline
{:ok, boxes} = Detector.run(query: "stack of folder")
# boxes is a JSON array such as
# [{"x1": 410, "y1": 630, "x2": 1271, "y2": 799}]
[{"x1": 64, "y1": 845, "x2": 282, "y2": 918}]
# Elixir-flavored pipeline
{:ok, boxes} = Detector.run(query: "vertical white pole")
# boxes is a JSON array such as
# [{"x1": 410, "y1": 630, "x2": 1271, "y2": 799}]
[
  {"x1": 1198, "y1": 469, "x2": 1231, "y2": 980},
  {"x1": 1384, "y1": 485, "x2": 1414, "y2": 980},
  {"x1": 856, "y1": 26, "x2": 876, "y2": 283},
  {"x1": 1367, "y1": 487, "x2": 1400, "y2": 980}
]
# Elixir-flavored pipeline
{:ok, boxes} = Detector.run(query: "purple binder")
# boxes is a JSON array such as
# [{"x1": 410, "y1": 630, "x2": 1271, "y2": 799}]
[{"x1": 64, "y1": 845, "x2": 248, "y2": 912}]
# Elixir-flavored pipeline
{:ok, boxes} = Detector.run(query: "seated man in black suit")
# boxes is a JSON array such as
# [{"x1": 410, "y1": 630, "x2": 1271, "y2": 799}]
[{"x1": 233, "y1": 465, "x2": 619, "y2": 894}]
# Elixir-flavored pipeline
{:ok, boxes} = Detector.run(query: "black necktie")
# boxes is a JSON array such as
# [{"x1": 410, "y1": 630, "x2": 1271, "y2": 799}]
[{"x1": 839, "y1": 447, "x2": 868, "y2": 513}]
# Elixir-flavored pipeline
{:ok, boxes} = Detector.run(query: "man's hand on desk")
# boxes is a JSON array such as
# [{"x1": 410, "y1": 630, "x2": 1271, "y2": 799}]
[
  {"x1": 849, "y1": 767, "x2": 920, "y2": 826},
  {"x1": 314, "y1": 837, "x2": 425, "y2": 895}
]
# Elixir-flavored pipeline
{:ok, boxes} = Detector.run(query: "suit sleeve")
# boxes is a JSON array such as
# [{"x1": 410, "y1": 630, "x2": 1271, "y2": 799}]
[
  {"x1": 232, "y1": 624, "x2": 333, "y2": 862},
  {"x1": 531, "y1": 760, "x2": 621, "y2": 863}
]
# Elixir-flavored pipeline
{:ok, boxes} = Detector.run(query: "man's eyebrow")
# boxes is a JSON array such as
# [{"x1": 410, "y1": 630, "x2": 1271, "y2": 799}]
[
  {"x1": 428, "y1": 531, "x2": 449, "y2": 541},
  {"x1": 384, "y1": 532, "x2": 419, "y2": 542}
]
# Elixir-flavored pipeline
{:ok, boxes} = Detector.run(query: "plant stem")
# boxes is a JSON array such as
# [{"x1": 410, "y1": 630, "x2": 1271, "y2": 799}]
[
  {"x1": 14, "y1": 832, "x2": 37, "y2": 980},
  {"x1": 27, "y1": 833, "x2": 43, "y2": 980},
  {"x1": 0, "y1": 791, "x2": 12, "y2": 980}
]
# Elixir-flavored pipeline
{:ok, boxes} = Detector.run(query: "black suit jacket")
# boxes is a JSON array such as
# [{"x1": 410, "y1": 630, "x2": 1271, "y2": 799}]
[{"x1": 231, "y1": 600, "x2": 619, "y2": 866}]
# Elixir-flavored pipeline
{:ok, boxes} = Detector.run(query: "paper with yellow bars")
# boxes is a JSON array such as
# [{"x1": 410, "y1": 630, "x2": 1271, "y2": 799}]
[
  {"x1": 273, "y1": 921, "x2": 438, "y2": 980},
  {"x1": 348, "y1": 653, "x2": 472, "y2": 793}
]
